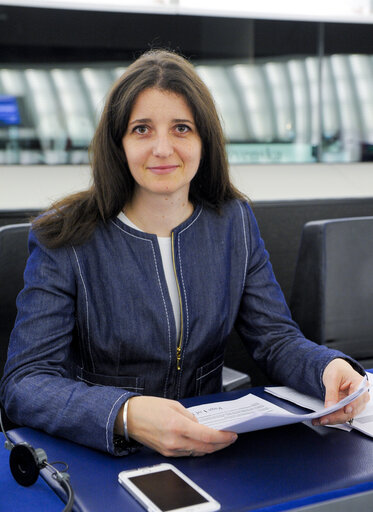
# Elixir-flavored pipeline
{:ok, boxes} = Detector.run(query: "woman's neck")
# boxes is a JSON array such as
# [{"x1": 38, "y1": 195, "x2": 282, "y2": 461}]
[{"x1": 123, "y1": 191, "x2": 194, "y2": 237}]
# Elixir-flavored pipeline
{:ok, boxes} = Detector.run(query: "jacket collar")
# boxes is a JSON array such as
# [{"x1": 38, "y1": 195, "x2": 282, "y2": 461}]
[{"x1": 111, "y1": 204, "x2": 203, "y2": 239}]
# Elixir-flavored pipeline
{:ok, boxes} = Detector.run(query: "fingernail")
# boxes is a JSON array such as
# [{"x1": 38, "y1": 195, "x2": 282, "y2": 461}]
[
  {"x1": 231, "y1": 434, "x2": 238, "y2": 442},
  {"x1": 345, "y1": 406, "x2": 353, "y2": 414},
  {"x1": 320, "y1": 418, "x2": 329, "y2": 425}
]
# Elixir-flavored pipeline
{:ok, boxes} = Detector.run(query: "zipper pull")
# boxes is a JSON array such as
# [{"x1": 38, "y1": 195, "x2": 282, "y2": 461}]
[{"x1": 176, "y1": 346, "x2": 182, "y2": 370}]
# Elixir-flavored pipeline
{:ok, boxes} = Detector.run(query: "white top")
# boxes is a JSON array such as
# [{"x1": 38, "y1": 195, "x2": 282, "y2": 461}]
[{"x1": 117, "y1": 212, "x2": 181, "y2": 340}]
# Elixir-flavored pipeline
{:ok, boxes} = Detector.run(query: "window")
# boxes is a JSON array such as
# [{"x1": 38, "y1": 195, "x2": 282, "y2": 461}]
[{"x1": 0, "y1": 5, "x2": 372, "y2": 164}]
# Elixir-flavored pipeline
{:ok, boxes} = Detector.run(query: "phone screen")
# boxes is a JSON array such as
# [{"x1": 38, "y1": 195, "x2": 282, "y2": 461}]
[{"x1": 128, "y1": 469, "x2": 209, "y2": 511}]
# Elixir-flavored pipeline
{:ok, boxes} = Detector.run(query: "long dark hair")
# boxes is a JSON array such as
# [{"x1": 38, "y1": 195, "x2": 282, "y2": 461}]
[{"x1": 33, "y1": 49, "x2": 245, "y2": 248}]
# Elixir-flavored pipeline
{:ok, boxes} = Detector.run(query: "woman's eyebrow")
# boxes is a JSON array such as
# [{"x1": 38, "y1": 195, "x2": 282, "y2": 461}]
[
  {"x1": 129, "y1": 118, "x2": 194, "y2": 124},
  {"x1": 128, "y1": 118, "x2": 151, "y2": 126},
  {"x1": 173, "y1": 118, "x2": 194, "y2": 124}
]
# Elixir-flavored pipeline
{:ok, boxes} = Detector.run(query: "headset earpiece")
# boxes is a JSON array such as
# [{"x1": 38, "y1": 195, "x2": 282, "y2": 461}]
[
  {"x1": 9, "y1": 442, "x2": 47, "y2": 487},
  {"x1": 1, "y1": 408, "x2": 74, "y2": 510}
]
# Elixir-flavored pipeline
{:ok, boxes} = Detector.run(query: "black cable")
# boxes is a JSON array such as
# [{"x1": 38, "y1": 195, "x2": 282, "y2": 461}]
[
  {"x1": 1, "y1": 407, "x2": 75, "y2": 511},
  {"x1": 58, "y1": 474, "x2": 75, "y2": 512},
  {"x1": 0, "y1": 407, "x2": 14, "y2": 451},
  {"x1": 46, "y1": 462, "x2": 75, "y2": 512}
]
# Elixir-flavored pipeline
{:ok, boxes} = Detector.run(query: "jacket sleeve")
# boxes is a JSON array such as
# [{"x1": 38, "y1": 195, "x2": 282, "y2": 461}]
[
  {"x1": 0, "y1": 229, "x2": 138, "y2": 455},
  {"x1": 234, "y1": 203, "x2": 364, "y2": 400}
]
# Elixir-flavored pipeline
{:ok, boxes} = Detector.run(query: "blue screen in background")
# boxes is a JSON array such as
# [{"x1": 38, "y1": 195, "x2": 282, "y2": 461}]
[{"x1": 0, "y1": 95, "x2": 21, "y2": 125}]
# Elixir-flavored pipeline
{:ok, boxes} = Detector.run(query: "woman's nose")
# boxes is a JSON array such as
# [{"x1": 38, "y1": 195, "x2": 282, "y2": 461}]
[{"x1": 152, "y1": 133, "x2": 174, "y2": 157}]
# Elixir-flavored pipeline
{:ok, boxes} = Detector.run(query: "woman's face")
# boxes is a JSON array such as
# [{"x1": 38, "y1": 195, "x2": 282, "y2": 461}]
[{"x1": 122, "y1": 88, "x2": 202, "y2": 202}]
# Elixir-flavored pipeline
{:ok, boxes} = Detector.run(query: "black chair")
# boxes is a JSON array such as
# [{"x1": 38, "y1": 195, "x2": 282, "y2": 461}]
[
  {"x1": 290, "y1": 216, "x2": 373, "y2": 369},
  {"x1": 0, "y1": 223, "x2": 30, "y2": 430}
]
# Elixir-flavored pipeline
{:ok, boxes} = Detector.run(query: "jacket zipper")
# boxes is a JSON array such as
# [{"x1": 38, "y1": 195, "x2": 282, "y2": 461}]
[{"x1": 171, "y1": 232, "x2": 183, "y2": 370}]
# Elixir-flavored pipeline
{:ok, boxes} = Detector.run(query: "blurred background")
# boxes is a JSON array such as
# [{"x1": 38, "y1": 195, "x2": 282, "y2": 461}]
[{"x1": 0, "y1": 0, "x2": 372, "y2": 204}]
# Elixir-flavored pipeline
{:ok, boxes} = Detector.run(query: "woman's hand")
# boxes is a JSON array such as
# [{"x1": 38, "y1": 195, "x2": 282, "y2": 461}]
[
  {"x1": 312, "y1": 358, "x2": 370, "y2": 427},
  {"x1": 121, "y1": 396, "x2": 237, "y2": 457}
]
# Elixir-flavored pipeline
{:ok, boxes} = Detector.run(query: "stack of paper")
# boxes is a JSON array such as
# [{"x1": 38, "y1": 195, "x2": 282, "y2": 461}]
[
  {"x1": 188, "y1": 375, "x2": 369, "y2": 435},
  {"x1": 265, "y1": 372, "x2": 373, "y2": 437}
]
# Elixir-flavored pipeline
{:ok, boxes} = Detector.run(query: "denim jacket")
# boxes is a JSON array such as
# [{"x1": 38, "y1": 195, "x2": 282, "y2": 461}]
[{"x1": 0, "y1": 200, "x2": 354, "y2": 454}]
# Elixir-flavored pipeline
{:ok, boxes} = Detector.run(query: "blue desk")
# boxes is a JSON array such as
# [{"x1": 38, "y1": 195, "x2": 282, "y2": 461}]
[
  {"x1": 2, "y1": 386, "x2": 373, "y2": 512},
  {"x1": 0, "y1": 439, "x2": 62, "y2": 512}
]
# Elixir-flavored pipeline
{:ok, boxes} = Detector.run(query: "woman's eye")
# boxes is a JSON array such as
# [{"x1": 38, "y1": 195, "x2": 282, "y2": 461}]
[
  {"x1": 133, "y1": 125, "x2": 149, "y2": 135},
  {"x1": 175, "y1": 124, "x2": 190, "y2": 134}
]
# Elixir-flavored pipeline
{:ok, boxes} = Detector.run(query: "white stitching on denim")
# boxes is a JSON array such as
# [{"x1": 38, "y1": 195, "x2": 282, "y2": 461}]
[
  {"x1": 106, "y1": 392, "x2": 129, "y2": 452},
  {"x1": 177, "y1": 234, "x2": 189, "y2": 344},
  {"x1": 111, "y1": 220, "x2": 173, "y2": 397},
  {"x1": 175, "y1": 207, "x2": 203, "y2": 398},
  {"x1": 111, "y1": 220, "x2": 155, "y2": 243},
  {"x1": 177, "y1": 209, "x2": 203, "y2": 330},
  {"x1": 238, "y1": 202, "x2": 249, "y2": 294},
  {"x1": 71, "y1": 246, "x2": 95, "y2": 372},
  {"x1": 178, "y1": 207, "x2": 203, "y2": 236}
]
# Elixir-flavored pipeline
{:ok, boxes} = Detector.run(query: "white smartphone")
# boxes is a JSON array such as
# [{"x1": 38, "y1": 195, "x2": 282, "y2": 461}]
[{"x1": 118, "y1": 463, "x2": 221, "y2": 512}]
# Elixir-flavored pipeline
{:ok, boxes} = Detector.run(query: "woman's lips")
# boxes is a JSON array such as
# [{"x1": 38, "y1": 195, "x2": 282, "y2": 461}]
[{"x1": 147, "y1": 165, "x2": 179, "y2": 175}]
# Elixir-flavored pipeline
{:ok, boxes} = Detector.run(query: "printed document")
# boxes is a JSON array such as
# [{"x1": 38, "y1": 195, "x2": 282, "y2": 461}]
[
  {"x1": 188, "y1": 375, "x2": 368, "y2": 434},
  {"x1": 265, "y1": 372, "x2": 373, "y2": 437}
]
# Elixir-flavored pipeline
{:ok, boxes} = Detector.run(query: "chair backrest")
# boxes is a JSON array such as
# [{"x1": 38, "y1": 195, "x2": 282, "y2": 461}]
[
  {"x1": 290, "y1": 216, "x2": 373, "y2": 367},
  {"x1": 0, "y1": 223, "x2": 30, "y2": 378}
]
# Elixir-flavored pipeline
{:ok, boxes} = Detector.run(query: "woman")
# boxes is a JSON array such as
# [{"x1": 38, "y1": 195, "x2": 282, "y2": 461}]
[{"x1": 0, "y1": 50, "x2": 368, "y2": 457}]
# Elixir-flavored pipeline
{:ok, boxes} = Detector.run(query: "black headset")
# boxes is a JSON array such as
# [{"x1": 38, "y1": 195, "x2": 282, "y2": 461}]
[{"x1": 0, "y1": 408, "x2": 75, "y2": 512}]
